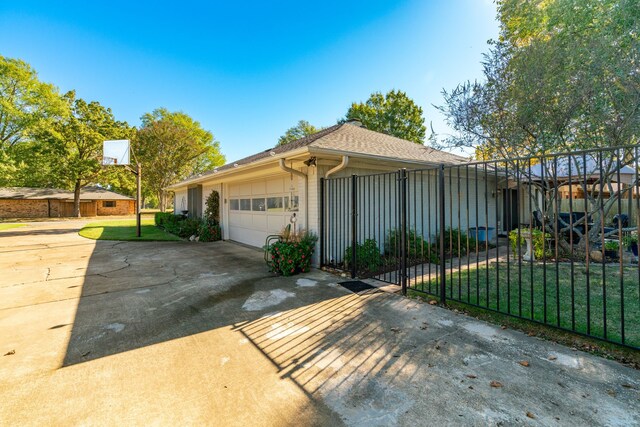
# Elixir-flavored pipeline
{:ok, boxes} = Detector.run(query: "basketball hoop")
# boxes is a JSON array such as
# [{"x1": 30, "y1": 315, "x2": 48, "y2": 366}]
[{"x1": 102, "y1": 140, "x2": 130, "y2": 166}]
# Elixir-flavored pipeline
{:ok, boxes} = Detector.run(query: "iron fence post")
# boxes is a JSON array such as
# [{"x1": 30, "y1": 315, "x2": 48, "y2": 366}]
[
  {"x1": 439, "y1": 164, "x2": 446, "y2": 304},
  {"x1": 400, "y1": 169, "x2": 408, "y2": 295},
  {"x1": 320, "y1": 177, "x2": 325, "y2": 268},
  {"x1": 351, "y1": 174, "x2": 358, "y2": 279}
]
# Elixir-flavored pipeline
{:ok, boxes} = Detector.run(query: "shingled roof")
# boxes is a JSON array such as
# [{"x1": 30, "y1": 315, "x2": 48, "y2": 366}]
[
  {"x1": 189, "y1": 122, "x2": 468, "y2": 182},
  {"x1": 0, "y1": 186, "x2": 134, "y2": 200}
]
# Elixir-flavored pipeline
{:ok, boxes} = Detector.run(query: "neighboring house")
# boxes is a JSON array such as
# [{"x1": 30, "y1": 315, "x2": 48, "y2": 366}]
[
  {"x1": 168, "y1": 120, "x2": 512, "y2": 262},
  {"x1": 0, "y1": 186, "x2": 136, "y2": 218}
]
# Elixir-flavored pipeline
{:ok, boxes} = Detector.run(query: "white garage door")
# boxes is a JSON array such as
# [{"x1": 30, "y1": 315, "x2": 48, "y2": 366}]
[{"x1": 227, "y1": 176, "x2": 300, "y2": 248}]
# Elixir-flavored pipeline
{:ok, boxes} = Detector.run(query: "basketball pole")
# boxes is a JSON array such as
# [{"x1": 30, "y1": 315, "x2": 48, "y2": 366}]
[{"x1": 136, "y1": 162, "x2": 142, "y2": 238}]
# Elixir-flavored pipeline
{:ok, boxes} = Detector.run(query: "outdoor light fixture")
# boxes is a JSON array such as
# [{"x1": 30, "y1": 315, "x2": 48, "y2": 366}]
[{"x1": 303, "y1": 156, "x2": 317, "y2": 167}]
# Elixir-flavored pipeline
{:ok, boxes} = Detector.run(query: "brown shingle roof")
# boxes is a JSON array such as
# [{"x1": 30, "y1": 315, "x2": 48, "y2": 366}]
[
  {"x1": 309, "y1": 123, "x2": 468, "y2": 165},
  {"x1": 186, "y1": 122, "x2": 468, "y2": 183},
  {"x1": 0, "y1": 187, "x2": 134, "y2": 200}
]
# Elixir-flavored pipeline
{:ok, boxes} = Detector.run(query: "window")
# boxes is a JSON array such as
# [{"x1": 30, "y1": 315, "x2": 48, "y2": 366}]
[
  {"x1": 102, "y1": 201, "x2": 116, "y2": 208},
  {"x1": 230, "y1": 199, "x2": 239, "y2": 210},
  {"x1": 267, "y1": 197, "x2": 284, "y2": 212},
  {"x1": 285, "y1": 195, "x2": 299, "y2": 212},
  {"x1": 252, "y1": 198, "x2": 265, "y2": 211},
  {"x1": 239, "y1": 199, "x2": 251, "y2": 211}
]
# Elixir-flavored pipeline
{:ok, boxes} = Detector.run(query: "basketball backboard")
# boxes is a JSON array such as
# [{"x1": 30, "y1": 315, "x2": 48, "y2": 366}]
[{"x1": 102, "y1": 140, "x2": 130, "y2": 165}]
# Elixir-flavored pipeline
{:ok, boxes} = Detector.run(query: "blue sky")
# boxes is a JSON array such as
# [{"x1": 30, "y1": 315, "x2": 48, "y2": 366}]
[{"x1": 0, "y1": 1, "x2": 498, "y2": 163}]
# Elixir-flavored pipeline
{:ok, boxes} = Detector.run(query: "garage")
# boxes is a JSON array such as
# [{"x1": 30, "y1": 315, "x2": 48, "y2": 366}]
[{"x1": 227, "y1": 175, "x2": 300, "y2": 247}]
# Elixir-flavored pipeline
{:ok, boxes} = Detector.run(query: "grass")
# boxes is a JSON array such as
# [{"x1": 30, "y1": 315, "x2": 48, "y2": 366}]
[
  {"x1": 410, "y1": 262, "x2": 640, "y2": 349},
  {"x1": 0, "y1": 223, "x2": 27, "y2": 231},
  {"x1": 79, "y1": 219, "x2": 181, "y2": 241}
]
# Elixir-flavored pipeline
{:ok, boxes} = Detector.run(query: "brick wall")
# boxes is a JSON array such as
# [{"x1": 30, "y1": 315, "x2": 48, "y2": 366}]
[
  {"x1": 49, "y1": 200, "x2": 62, "y2": 217},
  {"x1": 96, "y1": 200, "x2": 136, "y2": 216},
  {"x1": 0, "y1": 199, "x2": 49, "y2": 218}
]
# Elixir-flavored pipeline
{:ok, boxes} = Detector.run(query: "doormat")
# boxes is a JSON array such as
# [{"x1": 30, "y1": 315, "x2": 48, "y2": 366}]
[{"x1": 339, "y1": 280, "x2": 376, "y2": 294}]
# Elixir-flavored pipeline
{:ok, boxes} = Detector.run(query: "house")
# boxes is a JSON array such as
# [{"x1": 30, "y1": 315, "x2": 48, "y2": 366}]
[
  {"x1": 0, "y1": 186, "x2": 136, "y2": 218},
  {"x1": 168, "y1": 121, "x2": 509, "y2": 261}
]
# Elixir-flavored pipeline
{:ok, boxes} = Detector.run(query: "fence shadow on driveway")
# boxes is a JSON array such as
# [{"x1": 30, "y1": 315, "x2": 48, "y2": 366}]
[{"x1": 232, "y1": 290, "x2": 432, "y2": 419}]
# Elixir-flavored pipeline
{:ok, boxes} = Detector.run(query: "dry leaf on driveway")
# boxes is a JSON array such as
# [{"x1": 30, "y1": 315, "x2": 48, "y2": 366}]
[{"x1": 490, "y1": 381, "x2": 503, "y2": 388}]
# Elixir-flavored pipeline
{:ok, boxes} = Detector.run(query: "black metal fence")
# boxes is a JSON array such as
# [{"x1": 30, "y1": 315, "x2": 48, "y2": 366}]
[{"x1": 320, "y1": 145, "x2": 640, "y2": 349}]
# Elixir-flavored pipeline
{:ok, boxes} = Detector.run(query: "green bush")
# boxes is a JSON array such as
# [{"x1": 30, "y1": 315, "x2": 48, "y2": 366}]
[
  {"x1": 267, "y1": 230, "x2": 318, "y2": 276},
  {"x1": 385, "y1": 228, "x2": 437, "y2": 261},
  {"x1": 198, "y1": 220, "x2": 222, "y2": 242},
  {"x1": 444, "y1": 228, "x2": 477, "y2": 259},
  {"x1": 509, "y1": 229, "x2": 552, "y2": 259},
  {"x1": 204, "y1": 190, "x2": 220, "y2": 225},
  {"x1": 344, "y1": 239, "x2": 382, "y2": 276},
  {"x1": 155, "y1": 212, "x2": 200, "y2": 238},
  {"x1": 154, "y1": 212, "x2": 175, "y2": 228}
]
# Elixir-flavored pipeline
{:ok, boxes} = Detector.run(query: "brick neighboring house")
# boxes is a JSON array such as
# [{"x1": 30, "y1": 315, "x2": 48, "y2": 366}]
[{"x1": 0, "y1": 187, "x2": 136, "y2": 218}]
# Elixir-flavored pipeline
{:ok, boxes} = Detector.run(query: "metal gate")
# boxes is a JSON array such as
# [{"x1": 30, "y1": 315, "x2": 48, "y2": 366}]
[{"x1": 320, "y1": 145, "x2": 640, "y2": 349}]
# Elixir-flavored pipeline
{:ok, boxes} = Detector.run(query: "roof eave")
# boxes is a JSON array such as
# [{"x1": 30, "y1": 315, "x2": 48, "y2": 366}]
[
  {"x1": 307, "y1": 147, "x2": 467, "y2": 168},
  {"x1": 165, "y1": 146, "x2": 311, "y2": 190}
]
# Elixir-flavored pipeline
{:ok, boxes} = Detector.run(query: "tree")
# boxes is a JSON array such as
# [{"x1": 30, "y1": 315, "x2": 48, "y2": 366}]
[
  {"x1": 346, "y1": 90, "x2": 426, "y2": 144},
  {"x1": 43, "y1": 91, "x2": 134, "y2": 216},
  {"x1": 277, "y1": 120, "x2": 321, "y2": 146},
  {"x1": 0, "y1": 55, "x2": 67, "y2": 184},
  {"x1": 0, "y1": 55, "x2": 66, "y2": 150},
  {"x1": 135, "y1": 108, "x2": 225, "y2": 211},
  {"x1": 438, "y1": 0, "x2": 640, "y2": 250}
]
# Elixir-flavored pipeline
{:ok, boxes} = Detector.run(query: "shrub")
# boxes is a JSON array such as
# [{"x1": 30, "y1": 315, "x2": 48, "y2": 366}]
[
  {"x1": 155, "y1": 212, "x2": 200, "y2": 238},
  {"x1": 444, "y1": 228, "x2": 477, "y2": 259},
  {"x1": 604, "y1": 240, "x2": 619, "y2": 252},
  {"x1": 198, "y1": 220, "x2": 222, "y2": 242},
  {"x1": 509, "y1": 229, "x2": 552, "y2": 260},
  {"x1": 154, "y1": 212, "x2": 174, "y2": 228},
  {"x1": 344, "y1": 239, "x2": 382, "y2": 276},
  {"x1": 204, "y1": 190, "x2": 220, "y2": 225},
  {"x1": 385, "y1": 228, "x2": 436, "y2": 261},
  {"x1": 267, "y1": 230, "x2": 318, "y2": 276}
]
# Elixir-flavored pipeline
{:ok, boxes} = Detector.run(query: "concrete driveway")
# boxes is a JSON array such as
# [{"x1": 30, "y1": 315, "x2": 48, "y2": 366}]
[{"x1": 1, "y1": 221, "x2": 639, "y2": 426}]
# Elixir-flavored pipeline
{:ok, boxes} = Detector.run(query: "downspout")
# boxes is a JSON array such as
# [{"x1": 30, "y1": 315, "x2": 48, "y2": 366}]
[
  {"x1": 279, "y1": 158, "x2": 309, "y2": 228},
  {"x1": 324, "y1": 156, "x2": 349, "y2": 179}
]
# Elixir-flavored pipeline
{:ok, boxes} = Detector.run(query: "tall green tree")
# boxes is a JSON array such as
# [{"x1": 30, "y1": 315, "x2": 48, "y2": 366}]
[
  {"x1": 438, "y1": 0, "x2": 640, "y2": 249},
  {"x1": 43, "y1": 91, "x2": 134, "y2": 216},
  {"x1": 346, "y1": 90, "x2": 426, "y2": 144},
  {"x1": 277, "y1": 120, "x2": 321, "y2": 146},
  {"x1": 135, "y1": 108, "x2": 225, "y2": 211},
  {"x1": 0, "y1": 55, "x2": 67, "y2": 184}
]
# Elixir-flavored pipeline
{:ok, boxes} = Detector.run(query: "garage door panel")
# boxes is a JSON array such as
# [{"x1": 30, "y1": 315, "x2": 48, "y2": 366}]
[
  {"x1": 229, "y1": 212, "x2": 251, "y2": 227},
  {"x1": 267, "y1": 179, "x2": 284, "y2": 193},
  {"x1": 251, "y1": 181, "x2": 266, "y2": 194},
  {"x1": 238, "y1": 183, "x2": 252, "y2": 196},
  {"x1": 228, "y1": 176, "x2": 292, "y2": 248},
  {"x1": 267, "y1": 215, "x2": 286, "y2": 232},
  {"x1": 252, "y1": 215, "x2": 267, "y2": 229}
]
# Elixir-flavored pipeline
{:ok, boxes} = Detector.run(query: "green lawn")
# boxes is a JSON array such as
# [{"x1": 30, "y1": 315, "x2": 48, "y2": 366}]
[
  {"x1": 411, "y1": 262, "x2": 640, "y2": 348},
  {"x1": 0, "y1": 223, "x2": 27, "y2": 231},
  {"x1": 79, "y1": 219, "x2": 181, "y2": 241}
]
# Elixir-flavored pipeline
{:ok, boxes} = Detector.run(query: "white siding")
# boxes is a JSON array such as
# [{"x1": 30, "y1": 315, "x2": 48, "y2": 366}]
[{"x1": 317, "y1": 165, "x2": 500, "y2": 266}]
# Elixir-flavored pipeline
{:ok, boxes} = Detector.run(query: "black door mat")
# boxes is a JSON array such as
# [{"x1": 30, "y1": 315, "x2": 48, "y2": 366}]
[{"x1": 339, "y1": 280, "x2": 376, "y2": 294}]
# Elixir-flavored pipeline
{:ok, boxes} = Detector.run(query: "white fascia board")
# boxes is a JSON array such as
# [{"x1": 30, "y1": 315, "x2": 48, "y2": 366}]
[
  {"x1": 164, "y1": 147, "x2": 310, "y2": 190},
  {"x1": 307, "y1": 147, "x2": 449, "y2": 169}
]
